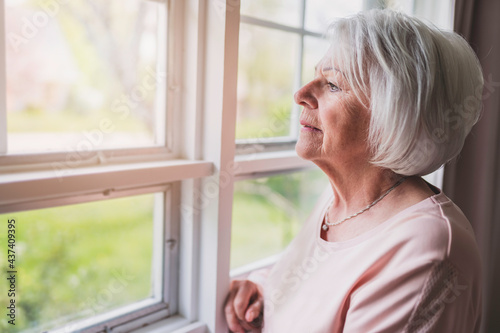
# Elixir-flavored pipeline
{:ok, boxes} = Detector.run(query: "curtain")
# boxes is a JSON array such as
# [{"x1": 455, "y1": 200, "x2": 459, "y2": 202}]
[{"x1": 444, "y1": 0, "x2": 500, "y2": 332}]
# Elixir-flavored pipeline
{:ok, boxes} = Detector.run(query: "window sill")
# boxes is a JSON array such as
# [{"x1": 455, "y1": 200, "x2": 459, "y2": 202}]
[
  {"x1": 130, "y1": 316, "x2": 207, "y2": 333},
  {"x1": 230, "y1": 253, "x2": 280, "y2": 279}
]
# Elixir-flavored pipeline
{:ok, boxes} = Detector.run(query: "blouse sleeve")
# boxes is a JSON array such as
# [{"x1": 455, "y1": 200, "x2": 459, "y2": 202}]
[
  {"x1": 246, "y1": 267, "x2": 271, "y2": 287},
  {"x1": 343, "y1": 259, "x2": 479, "y2": 333}
]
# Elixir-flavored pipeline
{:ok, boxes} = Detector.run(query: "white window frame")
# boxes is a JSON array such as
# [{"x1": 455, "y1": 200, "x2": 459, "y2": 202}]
[{"x1": 0, "y1": 0, "x2": 213, "y2": 331}]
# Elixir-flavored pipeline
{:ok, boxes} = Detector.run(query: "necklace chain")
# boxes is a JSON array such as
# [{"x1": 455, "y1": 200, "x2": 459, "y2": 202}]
[{"x1": 323, "y1": 177, "x2": 407, "y2": 231}]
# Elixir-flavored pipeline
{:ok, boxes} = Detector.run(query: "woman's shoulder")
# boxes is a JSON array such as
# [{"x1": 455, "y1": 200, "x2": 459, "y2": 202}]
[{"x1": 385, "y1": 191, "x2": 481, "y2": 277}]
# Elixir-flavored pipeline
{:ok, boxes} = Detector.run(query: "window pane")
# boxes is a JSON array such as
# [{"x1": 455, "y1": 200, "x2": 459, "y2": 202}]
[
  {"x1": 305, "y1": 0, "x2": 364, "y2": 33},
  {"x1": 0, "y1": 193, "x2": 162, "y2": 332},
  {"x1": 302, "y1": 36, "x2": 331, "y2": 85},
  {"x1": 5, "y1": 0, "x2": 167, "y2": 154},
  {"x1": 240, "y1": 0, "x2": 302, "y2": 28},
  {"x1": 231, "y1": 169, "x2": 328, "y2": 269},
  {"x1": 236, "y1": 24, "x2": 299, "y2": 140}
]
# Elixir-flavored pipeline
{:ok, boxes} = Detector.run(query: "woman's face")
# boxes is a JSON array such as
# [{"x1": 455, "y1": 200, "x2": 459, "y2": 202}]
[{"x1": 294, "y1": 52, "x2": 371, "y2": 170}]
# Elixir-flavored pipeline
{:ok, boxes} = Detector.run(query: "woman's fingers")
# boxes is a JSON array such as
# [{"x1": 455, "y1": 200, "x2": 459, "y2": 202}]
[
  {"x1": 224, "y1": 301, "x2": 245, "y2": 333},
  {"x1": 245, "y1": 298, "x2": 263, "y2": 329},
  {"x1": 233, "y1": 281, "x2": 258, "y2": 320},
  {"x1": 225, "y1": 280, "x2": 264, "y2": 332},
  {"x1": 245, "y1": 298, "x2": 263, "y2": 322}
]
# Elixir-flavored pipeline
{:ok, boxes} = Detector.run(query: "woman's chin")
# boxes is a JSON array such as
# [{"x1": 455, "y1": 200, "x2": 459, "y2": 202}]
[{"x1": 295, "y1": 139, "x2": 317, "y2": 161}]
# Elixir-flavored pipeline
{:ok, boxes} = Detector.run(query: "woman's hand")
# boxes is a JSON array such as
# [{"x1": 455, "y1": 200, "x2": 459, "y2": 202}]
[{"x1": 224, "y1": 279, "x2": 264, "y2": 333}]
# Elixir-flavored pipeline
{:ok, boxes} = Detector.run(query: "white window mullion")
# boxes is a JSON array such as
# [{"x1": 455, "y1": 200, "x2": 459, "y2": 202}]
[
  {"x1": 0, "y1": 0, "x2": 7, "y2": 155},
  {"x1": 175, "y1": 0, "x2": 206, "y2": 323},
  {"x1": 180, "y1": 0, "x2": 205, "y2": 161},
  {"x1": 197, "y1": 0, "x2": 240, "y2": 331},
  {"x1": 163, "y1": 182, "x2": 179, "y2": 314}
]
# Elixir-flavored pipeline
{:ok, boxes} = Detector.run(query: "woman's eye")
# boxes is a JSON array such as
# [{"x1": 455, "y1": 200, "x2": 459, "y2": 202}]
[{"x1": 327, "y1": 82, "x2": 340, "y2": 92}]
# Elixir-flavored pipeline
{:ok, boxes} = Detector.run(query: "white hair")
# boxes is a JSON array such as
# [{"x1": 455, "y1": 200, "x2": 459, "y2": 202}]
[{"x1": 327, "y1": 9, "x2": 484, "y2": 176}]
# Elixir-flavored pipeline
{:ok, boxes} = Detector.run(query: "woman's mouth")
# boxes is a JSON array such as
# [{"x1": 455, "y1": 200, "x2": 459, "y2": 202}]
[{"x1": 300, "y1": 121, "x2": 322, "y2": 132}]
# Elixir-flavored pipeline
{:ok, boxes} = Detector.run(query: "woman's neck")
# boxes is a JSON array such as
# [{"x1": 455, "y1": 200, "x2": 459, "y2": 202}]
[
  {"x1": 320, "y1": 171, "x2": 437, "y2": 242},
  {"x1": 321, "y1": 163, "x2": 400, "y2": 217}
]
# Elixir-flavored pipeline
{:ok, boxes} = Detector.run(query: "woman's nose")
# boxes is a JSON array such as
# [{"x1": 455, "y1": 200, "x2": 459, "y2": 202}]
[{"x1": 294, "y1": 81, "x2": 318, "y2": 109}]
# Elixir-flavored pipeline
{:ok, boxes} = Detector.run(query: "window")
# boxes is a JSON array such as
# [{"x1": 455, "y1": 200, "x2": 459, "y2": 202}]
[
  {"x1": 0, "y1": 0, "x2": 195, "y2": 331},
  {"x1": 0, "y1": 0, "x2": 452, "y2": 332},
  {"x1": 230, "y1": 169, "x2": 327, "y2": 271},
  {"x1": 0, "y1": 192, "x2": 164, "y2": 332},
  {"x1": 4, "y1": 0, "x2": 168, "y2": 156}
]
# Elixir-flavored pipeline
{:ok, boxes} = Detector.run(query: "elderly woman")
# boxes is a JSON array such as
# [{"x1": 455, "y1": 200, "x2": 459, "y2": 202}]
[{"x1": 225, "y1": 9, "x2": 483, "y2": 333}]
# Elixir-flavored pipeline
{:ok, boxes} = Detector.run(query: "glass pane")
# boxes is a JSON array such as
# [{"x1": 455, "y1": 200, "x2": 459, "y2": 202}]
[
  {"x1": 0, "y1": 193, "x2": 162, "y2": 332},
  {"x1": 302, "y1": 36, "x2": 331, "y2": 85},
  {"x1": 305, "y1": 0, "x2": 364, "y2": 33},
  {"x1": 5, "y1": 0, "x2": 167, "y2": 154},
  {"x1": 231, "y1": 168, "x2": 328, "y2": 269},
  {"x1": 240, "y1": 0, "x2": 302, "y2": 28},
  {"x1": 408, "y1": 0, "x2": 454, "y2": 30},
  {"x1": 236, "y1": 24, "x2": 299, "y2": 140}
]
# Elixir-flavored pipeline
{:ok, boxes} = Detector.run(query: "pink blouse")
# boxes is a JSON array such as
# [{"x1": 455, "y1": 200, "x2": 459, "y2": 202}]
[{"x1": 250, "y1": 187, "x2": 482, "y2": 332}]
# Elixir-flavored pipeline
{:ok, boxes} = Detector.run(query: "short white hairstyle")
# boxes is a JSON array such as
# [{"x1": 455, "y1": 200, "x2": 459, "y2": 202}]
[{"x1": 327, "y1": 9, "x2": 484, "y2": 176}]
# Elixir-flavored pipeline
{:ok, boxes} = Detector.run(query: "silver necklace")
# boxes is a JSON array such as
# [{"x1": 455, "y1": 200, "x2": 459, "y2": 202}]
[{"x1": 322, "y1": 177, "x2": 407, "y2": 231}]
